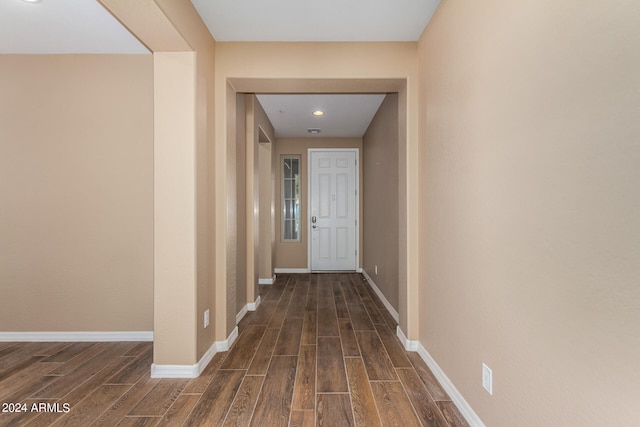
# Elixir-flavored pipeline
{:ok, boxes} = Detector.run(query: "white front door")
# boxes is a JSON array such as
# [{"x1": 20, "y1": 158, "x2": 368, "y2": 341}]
[{"x1": 309, "y1": 150, "x2": 358, "y2": 271}]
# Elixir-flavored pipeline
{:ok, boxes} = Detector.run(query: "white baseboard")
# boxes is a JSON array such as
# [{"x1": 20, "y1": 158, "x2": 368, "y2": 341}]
[
  {"x1": 236, "y1": 295, "x2": 262, "y2": 324},
  {"x1": 215, "y1": 326, "x2": 238, "y2": 352},
  {"x1": 274, "y1": 268, "x2": 309, "y2": 274},
  {"x1": 0, "y1": 331, "x2": 153, "y2": 342},
  {"x1": 236, "y1": 305, "x2": 248, "y2": 325},
  {"x1": 396, "y1": 326, "x2": 419, "y2": 351},
  {"x1": 396, "y1": 325, "x2": 485, "y2": 427},
  {"x1": 361, "y1": 270, "x2": 400, "y2": 322},
  {"x1": 151, "y1": 326, "x2": 239, "y2": 379},
  {"x1": 247, "y1": 295, "x2": 261, "y2": 311},
  {"x1": 259, "y1": 275, "x2": 276, "y2": 285}
]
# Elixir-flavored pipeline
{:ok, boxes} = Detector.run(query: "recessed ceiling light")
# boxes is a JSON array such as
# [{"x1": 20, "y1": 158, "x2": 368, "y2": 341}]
[
  {"x1": 22, "y1": 0, "x2": 42, "y2": 3},
  {"x1": 312, "y1": 110, "x2": 324, "y2": 117},
  {"x1": 307, "y1": 128, "x2": 321, "y2": 134}
]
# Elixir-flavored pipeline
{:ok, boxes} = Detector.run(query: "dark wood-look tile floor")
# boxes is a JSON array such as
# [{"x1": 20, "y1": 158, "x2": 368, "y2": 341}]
[{"x1": 0, "y1": 273, "x2": 469, "y2": 427}]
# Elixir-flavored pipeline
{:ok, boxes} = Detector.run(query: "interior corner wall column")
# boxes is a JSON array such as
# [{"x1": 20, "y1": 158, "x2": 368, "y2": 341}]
[
  {"x1": 245, "y1": 95, "x2": 259, "y2": 305},
  {"x1": 215, "y1": 81, "x2": 234, "y2": 341},
  {"x1": 153, "y1": 52, "x2": 198, "y2": 366},
  {"x1": 404, "y1": 84, "x2": 420, "y2": 341}
]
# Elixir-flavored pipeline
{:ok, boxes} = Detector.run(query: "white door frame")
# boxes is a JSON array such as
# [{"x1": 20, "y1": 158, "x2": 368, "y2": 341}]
[{"x1": 307, "y1": 148, "x2": 360, "y2": 271}]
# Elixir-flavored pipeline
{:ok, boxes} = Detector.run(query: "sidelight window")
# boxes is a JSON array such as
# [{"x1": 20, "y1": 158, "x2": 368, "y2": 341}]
[{"x1": 282, "y1": 155, "x2": 301, "y2": 241}]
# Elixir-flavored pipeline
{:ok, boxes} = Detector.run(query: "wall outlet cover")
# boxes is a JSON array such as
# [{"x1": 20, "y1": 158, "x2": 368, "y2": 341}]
[{"x1": 482, "y1": 363, "x2": 493, "y2": 395}]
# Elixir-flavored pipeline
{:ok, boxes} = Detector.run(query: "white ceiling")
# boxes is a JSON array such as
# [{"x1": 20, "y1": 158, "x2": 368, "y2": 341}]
[
  {"x1": 256, "y1": 94, "x2": 386, "y2": 138},
  {"x1": 0, "y1": 0, "x2": 148, "y2": 54},
  {"x1": 191, "y1": 0, "x2": 440, "y2": 42},
  {"x1": 1, "y1": 0, "x2": 439, "y2": 137}
]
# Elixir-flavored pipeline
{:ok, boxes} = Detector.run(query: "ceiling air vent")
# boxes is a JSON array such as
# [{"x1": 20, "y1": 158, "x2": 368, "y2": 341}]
[{"x1": 307, "y1": 128, "x2": 321, "y2": 134}]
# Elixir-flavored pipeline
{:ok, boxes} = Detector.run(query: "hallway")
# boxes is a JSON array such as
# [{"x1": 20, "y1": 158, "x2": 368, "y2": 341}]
[{"x1": 0, "y1": 274, "x2": 468, "y2": 426}]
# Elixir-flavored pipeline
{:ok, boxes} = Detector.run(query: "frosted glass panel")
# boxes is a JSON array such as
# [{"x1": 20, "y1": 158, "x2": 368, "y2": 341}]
[{"x1": 282, "y1": 156, "x2": 301, "y2": 241}]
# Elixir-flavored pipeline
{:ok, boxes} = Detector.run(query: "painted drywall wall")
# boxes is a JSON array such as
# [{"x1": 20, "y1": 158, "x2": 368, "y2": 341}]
[
  {"x1": 418, "y1": 1, "x2": 640, "y2": 425},
  {"x1": 234, "y1": 94, "x2": 247, "y2": 315},
  {"x1": 246, "y1": 96, "x2": 275, "y2": 305},
  {"x1": 0, "y1": 55, "x2": 153, "y2": 332},
  {"x1": 258, "y1": 138, "x2": 274, "y2": 282},
  {"x1": 363, "y1": 94, "x2": 399, "y2": 311},
  {"x1": 274, "y1": 138, "x2": 364, "y2": 269},
  {"x1": 215, "y1": 42, "x2": 419, "y2": 336},
  {"x1": 101, "y1": 0, "x2": 218, "y2": 363}
]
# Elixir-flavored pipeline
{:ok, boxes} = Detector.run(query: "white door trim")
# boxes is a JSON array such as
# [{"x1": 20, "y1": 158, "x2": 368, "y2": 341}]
[{"x1": 307, "y1": 148, "x2": 360, "y2": 271}]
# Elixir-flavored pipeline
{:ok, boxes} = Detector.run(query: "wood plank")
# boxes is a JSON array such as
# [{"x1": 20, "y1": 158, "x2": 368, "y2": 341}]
[
  {"x1": 292, "y1": 345, "x2": 315, "y2": 411},
  {"x1": 345, "y1": 358, "x2": 382, "y2": 427},
  {"x1": 370, "y1": 381, "x2": 422, "y2": 427},
  {"x1": 267, "y1": 292, "x2": 292, "y2": 329},
  {"x1": 128, "y1": 379, "x2": 189, "y2": 416},
  {"x1": 54, "y1": 384, "x2": 131, "y2": 427},
  {"x1": 48, "y1": 342, "x2": 128, "y2": 376},
  {"x1": 155, "y1": 394, "x2": 200, "y2": 427},
  {"x1": 286, "y1": 295, "x2": 307, "y2": 319},
  {"x1": 122, "y1": 343, "x2": 152, "y2": 358},
  {"x1": 436, "y1": 401, "x2": 471, "y2": 427},
  {"x1": 249, "y1": 356, "x2": 297, "y2": 427},
  {"x1": 396, "y1": 368, "x2": 449, "y2": 427},
  {"x1": 261, "y1": 280, "x2": 286, "y2": 302},
  {"x1": 33, "y1": 343, "x2": 75, "y2": 357},
  {"x1": 338, "y1": 319, "x2": 360, "y2": 357},
  {"x1": 316, "y1": 337, "x2": 348, "y2": 393},
  {"x1": 375, "y1": 324, "x2": 411, "y2": 368},
  {"x1": 182, "y1": 352, "x2": 226, "y2": 394},
  {"x1": 317, "y1": 305, "x2": 339, "y2": 337},
  {"x1": 0, "y1": 356, "x2": 46, "y2": 382},
  {"x1": 293, "y1": 278, "x2": 310, "y2": 292},
  {"x1": 300, "y1": 311, "x2": 317, "y2": 346},
  {"x1": 221, "y1": 325, "x2": 266, "y2": 369},
  {"x1": 0, "y1": 361, "x2": 63, "y2": 401},
  {"x1": 339, "y1": 277, "x2": 360, "y2": 301},
  {"x1": 115, "y1": 416, "x2": 160, "y2": 427},
  {"x1": 106, "y1": 345, "x2": 153, "y2": 384},
  {"x1": 0, "y1": 342, "x2": 54, "y2": 371},
  {"x1": 249, "y1": 301, "x2": 278, "y2": 325},
  {"x1": 247, "y1": 328, "x2": 279, "y2": 376},
  {"x1": 92, "y1": 377, "x2": 160, "y2": 426},
  {"x1": 362, "y1": 297, "x2": 386, "y2": 325},
  {"x1": 347, "y1": 303, "x2": 375, "y2": 331},
  {"x1": 290, "y1": 410, "x2": 315, "y2": 427},
  {"x1": 185, "y1": 369, "x2": 245, "y2": 426},
  {"x1": 406, "y1": 352, "x2": 449, "y2": 401},
  {"x1": 31, "y1": 373, "x2": 132, "y2": 427},
  {"x1": 222, "y1": 375, "x2": 264, "y2": 427},
  {"x1": 355, "y1": 331, "x2": 397, "y2": 381},
  {"x1": 317, "y1": 394, "x2": 354, "y2": 427},
  {"x1": 42, "y1": 342, "x2": 96, "y2": 363},
  {"x1": 273, "y1": 318, "x2": 303, "y2": 355},
  {"x1": 34, "y1": 347, "x2": 134, "y2": 399},
  {"x1": 304, "y1": 286, "x2": 318, "y2": 312}
]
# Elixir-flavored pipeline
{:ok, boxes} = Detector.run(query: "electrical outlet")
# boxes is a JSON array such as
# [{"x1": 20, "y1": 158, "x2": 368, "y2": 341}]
[
  {"x1": 204, "y1": 309, "x2": 210, "y2": 328},
  {"x1": 375, "y1": 265, "x2": 378, "y2": 275},
  {"x1": 482, "y1": 363, "x2": 493, "y2": 395}
]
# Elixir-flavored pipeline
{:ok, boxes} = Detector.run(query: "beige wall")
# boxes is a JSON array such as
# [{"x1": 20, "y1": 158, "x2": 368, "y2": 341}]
[
  {"x1": 245, "y1": 96, "x2": 275, "y2": 305},
  {"x1": 101, "y1": 0, "x2": 217, "y2": 363},
  {"x1": 363, "y1": 94, "x2": 399, "y2": 310},
  {"x1": 234, "y1": 94, "x2": 247, "y2": 315},
  {"x1": 215, "y1": 42, "x2": 419, "y2": 336},
  {"x1": 418, "y1": 1, "x2": 640, "y2": 425},
  {"x1": 0, "y1": 55, "x2": 153, "y2": 331},
  {"x1": 258, "y1": 140, "x2": 275, "y2": 281},
  {"x1": 274, "y1": 138, "x2": 364, "y2": 269}
]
